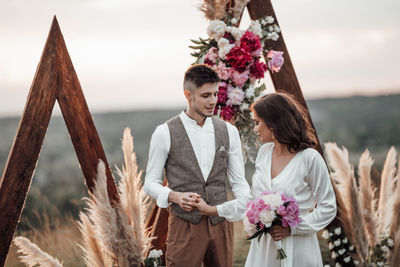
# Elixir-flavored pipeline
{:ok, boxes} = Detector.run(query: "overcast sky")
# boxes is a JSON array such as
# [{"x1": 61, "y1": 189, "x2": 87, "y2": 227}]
[{"x1": 0, "y1": 0, "x2": 399, "y2": 117}]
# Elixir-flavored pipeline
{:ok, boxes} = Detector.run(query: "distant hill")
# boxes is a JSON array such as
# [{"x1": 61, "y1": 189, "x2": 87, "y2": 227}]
[{"x1": 0, "y1": 94, "x2": 399, "y2": 227}]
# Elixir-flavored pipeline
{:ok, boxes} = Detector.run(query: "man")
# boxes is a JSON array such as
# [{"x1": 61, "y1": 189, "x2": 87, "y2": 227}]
[{"x1": 144, "y1": 64, "x2": 250, "y2": 267}]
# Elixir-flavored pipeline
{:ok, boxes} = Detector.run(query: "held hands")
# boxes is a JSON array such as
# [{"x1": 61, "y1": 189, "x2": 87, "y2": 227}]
[
  {"x1": 168, "y1": 191, "x2": 200, "y2": 212},
  {"x1": 269, "y1": 225, "x2": 291, "y2": 241},
  {"x1": 192, "y1": 197, "x2": 218, "y2": 216}
]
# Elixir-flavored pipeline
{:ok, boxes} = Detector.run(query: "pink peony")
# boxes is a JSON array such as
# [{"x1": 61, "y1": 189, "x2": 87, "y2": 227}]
[
  {"x1": 216, "y1": 62, "x2": 230, "y2": 80},
  {"x1": 230, "y1": 69, "x2": 249, "y2": 88},
  {"x1": 267, "y1": 50, "x2": 284, "y2": 73},
  {"x1": 276, "y1": 205, "x2": 288, "y2": 217},
  {"x1": 220, "y1": 105, "x2": 235, "y2": 121},
  {"x1": 226, "y1": 85, "x2": 245, "y2": 106},
  {"x1": 226, "y1": 46, "x2": 253, "y2": 73},
  {"x1": 204, "y1": 47, "x2": 218, "y2": 66},
  {"x1": 249, "y1": 60, "x2": 268, "y2": 79},
  {"x1": 240, "y1": 30, "x2": 262, "y2": 57}
]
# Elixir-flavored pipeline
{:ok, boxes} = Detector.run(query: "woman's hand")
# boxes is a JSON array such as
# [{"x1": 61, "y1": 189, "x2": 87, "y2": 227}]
[
  {"x1": 192, "y1": 198, "x2": 218, "y2": 216},
  {"x1": 269, "y1": 225, "x2": 291, "y2": 241}
]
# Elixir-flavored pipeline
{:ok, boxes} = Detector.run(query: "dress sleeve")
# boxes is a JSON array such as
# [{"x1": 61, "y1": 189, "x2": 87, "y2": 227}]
[{"x1": 291, "y1": 149, "x2": 337, "y2": 235}]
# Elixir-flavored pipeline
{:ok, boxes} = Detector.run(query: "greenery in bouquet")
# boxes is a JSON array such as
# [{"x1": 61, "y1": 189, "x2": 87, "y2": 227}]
[{"x1": 189, "y1": 15, "x2": 284, "y2": 160}]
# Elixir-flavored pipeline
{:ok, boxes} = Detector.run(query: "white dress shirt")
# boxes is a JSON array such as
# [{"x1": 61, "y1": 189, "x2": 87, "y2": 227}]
[{"x1": 144, "y1": 111, "x2": 250, "y2": 216}]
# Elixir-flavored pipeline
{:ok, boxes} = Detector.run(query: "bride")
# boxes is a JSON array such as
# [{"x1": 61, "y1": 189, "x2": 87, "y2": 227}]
[{"x1": 193, "y1": 92, "x2": 337, "y2": 267}]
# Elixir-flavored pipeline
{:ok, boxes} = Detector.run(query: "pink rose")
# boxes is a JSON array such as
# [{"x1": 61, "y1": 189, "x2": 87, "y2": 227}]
[
  {"x1": 267, "y1": 50, "x2": 284, "y2": 72},
  {"x1": 204, "y1": 47, "x2": 218, "y2": 66}
]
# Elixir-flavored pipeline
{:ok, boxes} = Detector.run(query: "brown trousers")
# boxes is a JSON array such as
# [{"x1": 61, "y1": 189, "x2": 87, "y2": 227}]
[{"x1": 165, "y1": 214, "x2": 234, "y2": 267}]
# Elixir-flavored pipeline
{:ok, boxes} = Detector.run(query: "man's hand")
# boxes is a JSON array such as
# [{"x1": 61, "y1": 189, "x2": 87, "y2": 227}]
[
  {"x1": 168, "y1": 191, "x2": 200, "y2": 212},
  {"x1": 269, "y1": 225, "x2": 291, "y2": 241},
  {"x1": 192, "y1": 197, "x2": 218, "y2": 216}
]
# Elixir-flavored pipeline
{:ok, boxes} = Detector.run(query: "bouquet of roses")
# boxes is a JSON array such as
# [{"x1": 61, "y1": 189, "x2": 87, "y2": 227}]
[
  {"x1": 243, "y1": 191, "x2": 301, "y2": 260},
  {"x1": 190, "y1": 16, "x2": 284, "y2": 160}
]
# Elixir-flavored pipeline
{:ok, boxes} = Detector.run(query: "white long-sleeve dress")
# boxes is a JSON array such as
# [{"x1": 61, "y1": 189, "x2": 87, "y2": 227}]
[{"x1": 218, "y1": 143, "x2": 337, "y2": 267}]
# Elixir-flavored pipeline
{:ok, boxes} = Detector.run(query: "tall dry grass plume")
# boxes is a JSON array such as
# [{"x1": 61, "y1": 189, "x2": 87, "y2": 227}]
[
  {"x1": 198, "y1": 0, "x2": 228, "y2": 20},
  {"x1": 13, "y1": 236, "x2": 63, "y2": 267},
  {"x1": 324, "y1": 143, "x2": 400, "y2": 265},
  {"x1": 78, "y1": 128, "x2": 153, "y2": 267}
]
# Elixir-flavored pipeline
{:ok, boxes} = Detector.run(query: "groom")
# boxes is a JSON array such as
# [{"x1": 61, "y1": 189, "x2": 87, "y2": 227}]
[{"x1": 144, "y1": 64, "x2": 250, "y2": 267}]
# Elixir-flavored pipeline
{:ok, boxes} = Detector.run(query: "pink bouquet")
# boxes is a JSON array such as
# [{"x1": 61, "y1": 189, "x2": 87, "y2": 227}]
[{"x1": 244, "y1": 191, "x2": 301, "y2": 259}]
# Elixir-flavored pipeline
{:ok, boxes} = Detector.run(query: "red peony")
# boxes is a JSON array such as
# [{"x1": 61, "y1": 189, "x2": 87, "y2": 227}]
[
  {"x1": 250, "y1": 59, "x2": 268, "y2": 79},
  {"x1": 220, "y1": 105, "x2": 235, "y2": 121},
  {"x1": 223, "y1": 32, "x2": 236, "y2": 44},
  {"x1": 240, "y1": 31, "x2": 262, "y2": 55},
  {"x1": 226, "y1": 46, "x2": 253, "y2": 73},
  {"x1": 217, "y1": 87, "x2": 228, "y2": 104}
]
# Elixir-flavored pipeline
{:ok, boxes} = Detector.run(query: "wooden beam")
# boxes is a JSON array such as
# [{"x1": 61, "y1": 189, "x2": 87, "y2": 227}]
[
  {"x1": 0, "y1": 16, "x2": 118, "y2": 266},
  {"x1": 247, "y1": 0, "x2": 323, "y2": 154}
]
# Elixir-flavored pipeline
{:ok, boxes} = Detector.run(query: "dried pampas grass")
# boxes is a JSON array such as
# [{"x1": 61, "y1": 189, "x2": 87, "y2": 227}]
[
  {"x1": 199, "y1": 0, "x2": 228, "y2": 20},
  {"x1": 325, "y1": 143, "x2": 400, "y2": 264},
  {"x1": 231, "y1": 0, "x2": 251, "y2": 21},
  {"x1": 13, "y1": 236, "x2": 63, "y2": 267}
]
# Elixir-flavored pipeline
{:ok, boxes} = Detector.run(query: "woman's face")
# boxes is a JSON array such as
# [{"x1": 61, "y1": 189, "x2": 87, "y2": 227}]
[{"x1": 253, "y1": 111, "x2": 274, "y2": 143}]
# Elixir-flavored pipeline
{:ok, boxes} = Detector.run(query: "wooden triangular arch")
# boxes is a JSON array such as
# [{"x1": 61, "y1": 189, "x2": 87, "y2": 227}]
[
  {"x1": 0, "y1": 16, "x2": 119, "y2": 266},
  {"x1": 145, "y1": 0, "x2": 329, "y2": 260}
]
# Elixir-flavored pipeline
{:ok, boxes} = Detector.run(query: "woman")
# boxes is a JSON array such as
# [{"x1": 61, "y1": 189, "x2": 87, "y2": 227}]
[{"x1": 193, "y1": 92, "x2": 337, "y2": 267}]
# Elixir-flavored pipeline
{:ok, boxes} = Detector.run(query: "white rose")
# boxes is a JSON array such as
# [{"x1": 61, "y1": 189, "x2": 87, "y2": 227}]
[
  {"x1": 231, "y1": 18, "x2": 238, "y2": 24},
  {"x1": 249, "y1": 20, "x2": 263, "y2": 38},
  {"x1": 322, "y1": 230, "x2": 330, "y2": 239},
  {"x1": 268, "y1": 26, "x2": 274, "y2": 32},
  {"x1": 273, "y1": 24, "x2": 281, "y2": 33},
  {"x1": 338, "y1": 248, "x2": 346, "y2": 255},
  {"x1": 349, "y1": 245, "x2": 354, "y2": 251},
  {"x1": 260, "y1": 193, "x2": 284, "y2": 209},
  {"x1": 342, "y1": 237, "x2": 348, "y2": 244},
  {"x1": 240, "y1": 102, "x2": 250, "y2": 111},
  {"x1": 243, "y1": 217, "x2": 257, "y2": 236},
  {"x1": 261, "y1": 19, "x2": 267, "y2": 26},
  {"x1": 218, "y1": 38, "x2": 230, "y2": 48},
  {"x1": 229, "y1": 27, "x2": 244, "y2": 41},
  {"x1": 207, "y1": 20, "x2": 227, "y2": 41},
  {"x1": 344, "y1": 256, "x2": 351, "y2": 263},
  {"x1": 259, "y1": 209, "x2": 276, "y2": 226},
  {"x1": 218, "y1": 44, "x2": 235, "y2": 59},
  {"x1": 148, "y1": 249, "x2": 163, "y2": 259},
  {"x1": 334, "y1": 227, "x2": 341, "y2": 235},
  {"x1": 266, "y1": 16, "x2": 274, "y2": 24},
  {"x1": 381, "y1": 245, "x2": 388, "y2": 252},
  {"x1": 271, "y1": 32, "x2": 279, "y2": 41},
  {"x1": 333, "y1": 239, "x2": 341, "y2": 247}
]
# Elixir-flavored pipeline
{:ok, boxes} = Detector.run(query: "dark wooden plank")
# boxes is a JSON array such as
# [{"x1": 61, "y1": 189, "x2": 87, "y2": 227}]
[
  {"x1": 54, "y1": 18, "x2": 119, "y2": 204},
  {"x1": 247, "y1": 0, "x2": 323, "y2": 154},
  {"x1": 0, "y1": 18, "x2": 59, "y2": 267},
  {"x1": 0, "y1": 17, "x2": 119, "y2": 266}
]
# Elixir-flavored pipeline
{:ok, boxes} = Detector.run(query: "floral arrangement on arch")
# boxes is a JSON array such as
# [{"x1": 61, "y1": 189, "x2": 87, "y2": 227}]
[{"x1": 190, "y1": 1, "x2": 284, "y2": 158}]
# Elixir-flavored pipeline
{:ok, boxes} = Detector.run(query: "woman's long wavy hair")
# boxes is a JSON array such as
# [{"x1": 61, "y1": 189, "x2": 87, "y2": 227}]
[{"x1": 251, "y1": 92, "x2": 318, "y2": 153}]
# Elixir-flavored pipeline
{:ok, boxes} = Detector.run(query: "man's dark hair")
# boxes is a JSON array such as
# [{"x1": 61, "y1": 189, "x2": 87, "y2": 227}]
[{"x1": 183, "y1": 64, "x2": 220, "y2": 92}]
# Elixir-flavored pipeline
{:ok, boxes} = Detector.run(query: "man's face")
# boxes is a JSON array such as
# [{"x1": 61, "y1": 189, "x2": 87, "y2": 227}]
[{"x1": 187, "y1": 82, "x2": 219, "y2": 117}]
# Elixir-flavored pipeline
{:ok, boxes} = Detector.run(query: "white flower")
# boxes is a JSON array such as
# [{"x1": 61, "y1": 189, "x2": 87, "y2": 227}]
[
  {"x1": 333, "y1": 239, "x2": 341, "y2": 247},
  {"x1": 328, "y1": 242, "x2": 334, "y2": 250},
  {"x1": 265, "y1": 16, "x2": 274, "y2": 24},
  {"x1": 268, "y1": 26, "x2": 274, "y2": 32},
  {"x1": 218, "y1": 44, "x2": 235, "y2": 59},
  {"x1": 377, "y1": 262, "x2": 384, "y2": 266},
  {"x1": 245, "y1": 85, "x2": 255, "y2": 99},
  {"x1": 243, "y1": 217, "x2": 257, "y2": 236},
  {"x1": 388, "y1": 238, "x2": 394, "y2": 247},
  {"x1": 260, "y1": 193, "x2": 284, "y2": 209},
  {"x1": 322, "y1": 230, "x2": 330, "y2": 239},
  {"x1": 270, "y1": 32, "x2": 279, "y2": 41},
  {"x1": 329, "y1": 232, "x2": 333, "y2": 237},
  {"x1": 231, "y1": 18, "x2": 238, "y2": 24},
  {"x1": 344, "y1": 256, "x2": 351, "y2": 263},
  {"x1": 335, "y1": 263, "x2": 342, "y2": 267},
  {"x1": 323, "y1": 265, "x2": 330, "y2": 267},
  {"x1": 342, "y1": 237, "x2": 348, "y2": 244},
  {"x1": 227, "y1": 87, "x2": 245, "y2": 105},
  {"x1": 334, "y1": 227, "x2": 341, "y2": 235},
  {"x1": 229, "y1": 27, "x2": 244, "y2": 41},
  {"x1": 148, "y1": 249, "x2": 163, "y2": 259},
  {"x1": 381, "y1": 245, "x2": 388, "y2": 252},
  {"x1": 338, "y1": 248, "x2": 346, "y2": 255},
  {"x1": 207, "y1": 20, "x2": 227, "y2": 41},
  {"x1": 354, "y1": 260, "x2": 359, "y2": 265},
  {"x1": 249, "y1": 20, "x2": 263, "y2": 38},
  {"x1": 153, "y1": 262, "x2": 157, "y2": 267},
  {"x1": 259, "y1": 209, "x2": 276, "y2": 226},
  {"x1": 331, "y1": 251, "x2": 338, "y2": 259},
  {"x1": 260, "y1": 19, "x2": 267, "y2": 26},
  {"x1": 349, "y1": 245, "x2": 354, "y2": 251},
  {"x1": 218, "y1": 38, "x2": 230, "y2": 48},
  {"x1": 273, "y1": 24, "x2": 281, "y2": 33},
  {"x1": 240, "y1": 102, "x2": 250, "y2": 111}
]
